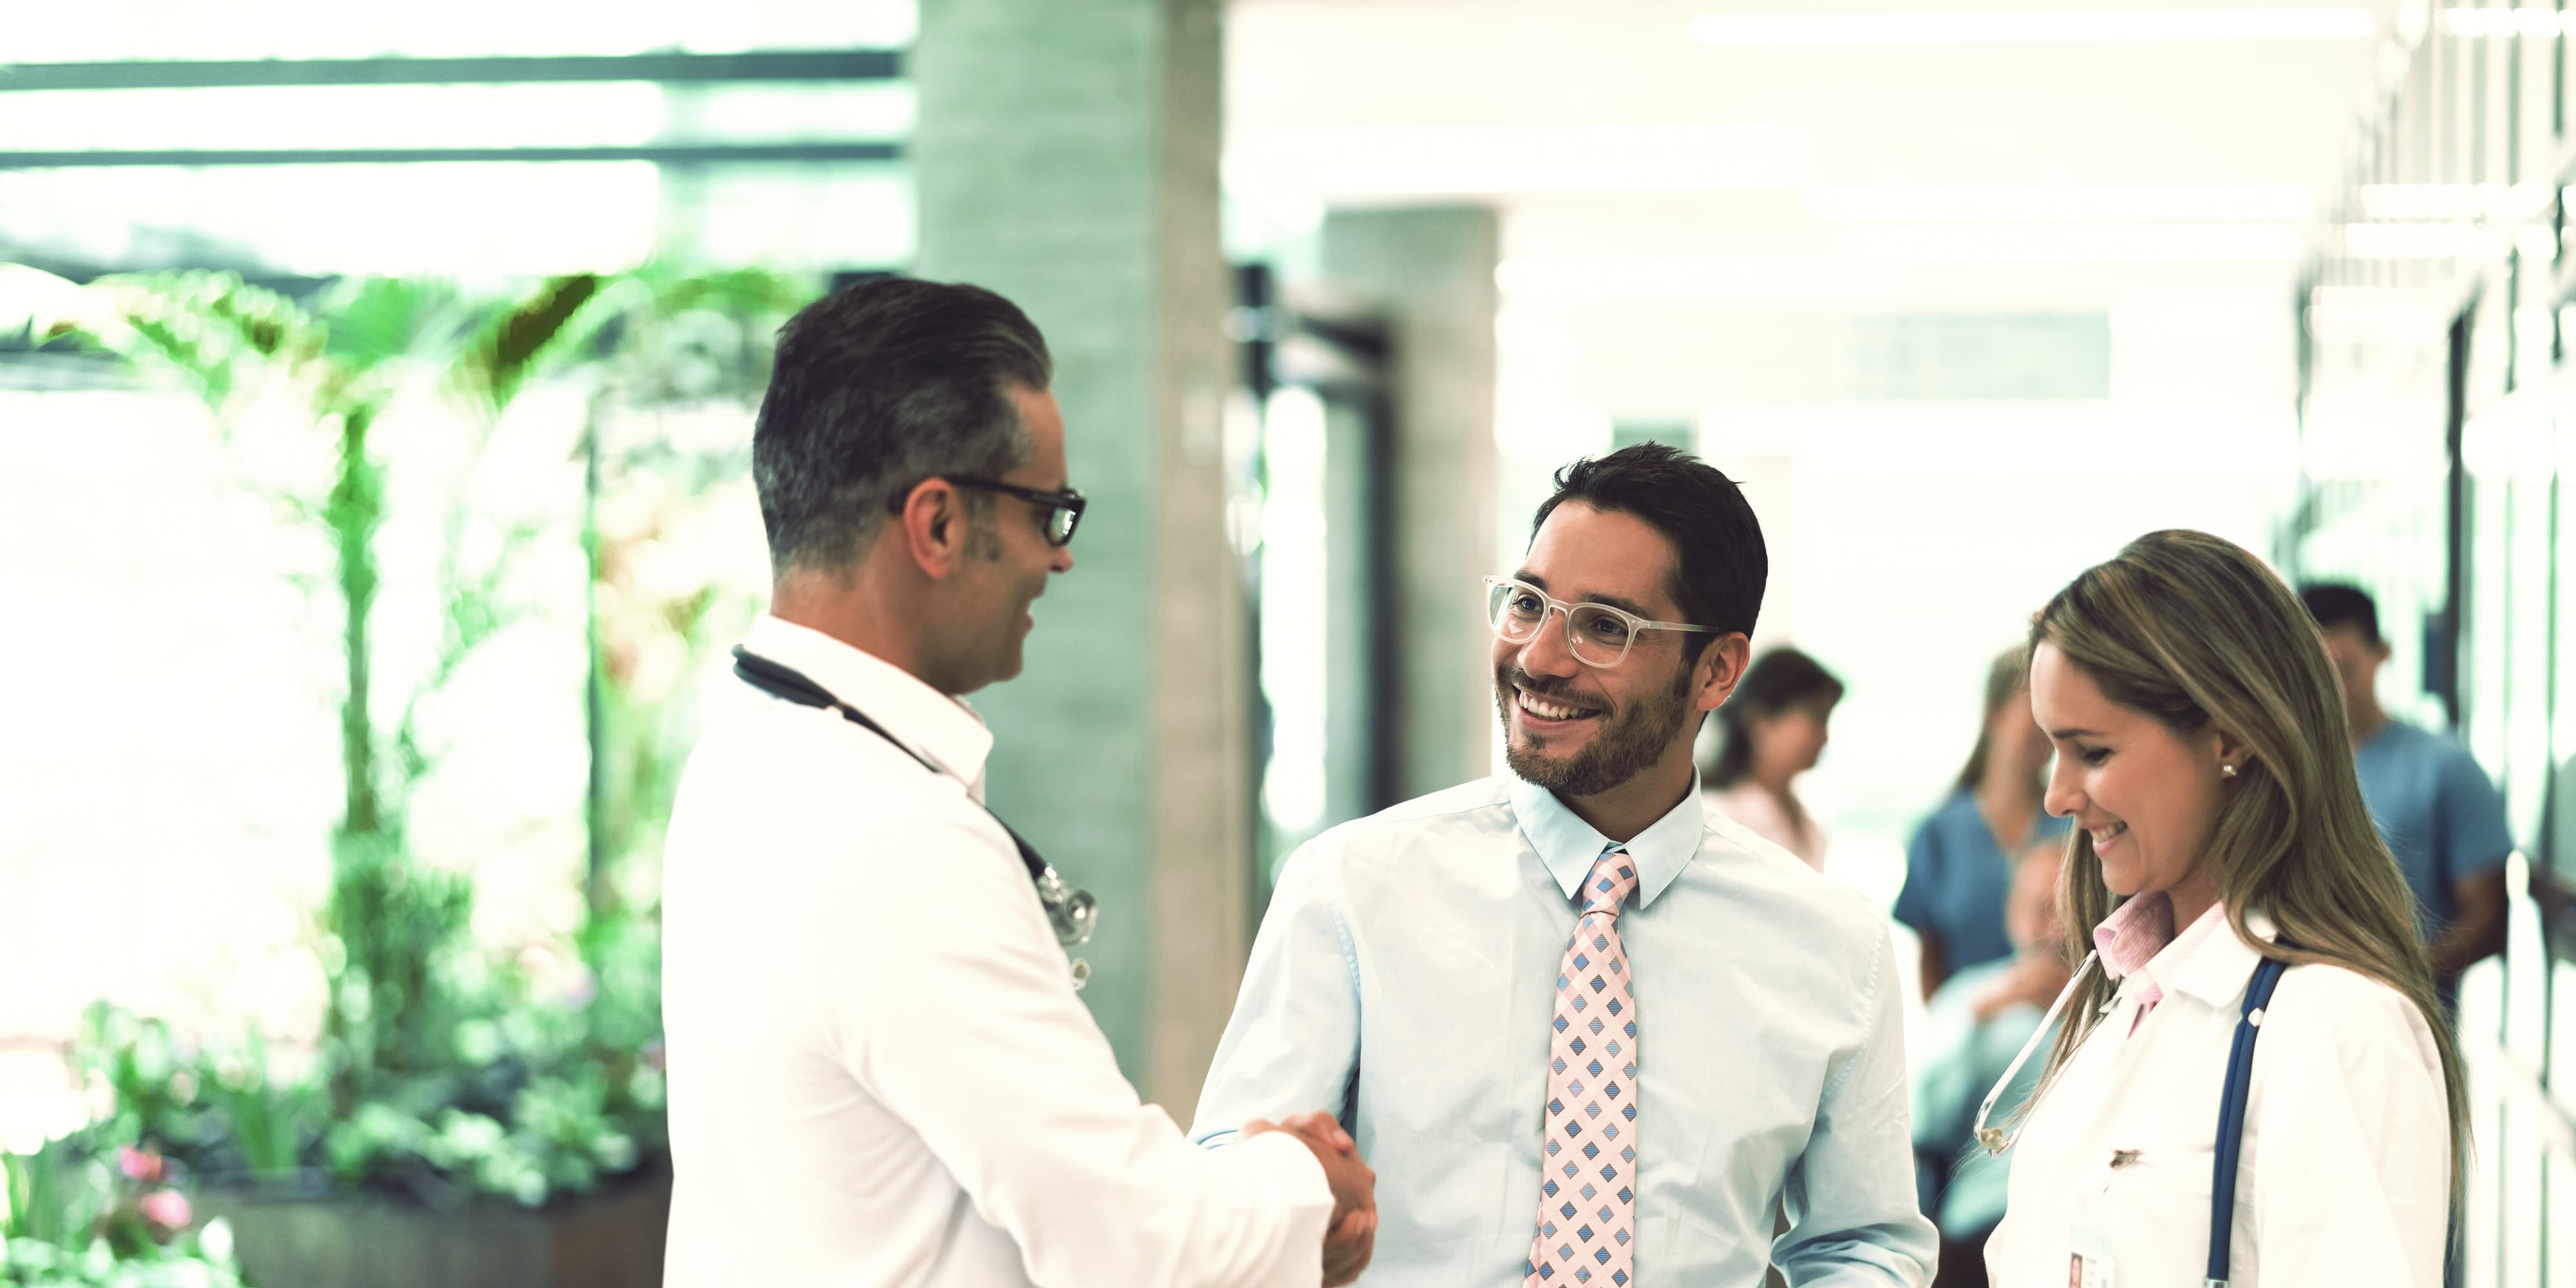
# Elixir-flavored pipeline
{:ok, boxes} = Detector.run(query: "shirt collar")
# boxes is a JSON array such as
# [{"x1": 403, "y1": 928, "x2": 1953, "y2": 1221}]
[
  {"x1": 2094, "y1": 891, "x2": 2277, "y2": 1007},
  {"x1": 1505, "y1": 772, "x2": 1705, "y2": 909},
  {"x1": 2094, "y1": 890, "x2": 2176, "y2": 980},
  {"x1": 739, "y1": 614, "x2": 996, "y2": 793}
]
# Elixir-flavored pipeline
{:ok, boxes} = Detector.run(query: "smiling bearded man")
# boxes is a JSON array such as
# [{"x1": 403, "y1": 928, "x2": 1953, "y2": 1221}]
[
  {"x1": 1499, "y1": 650, "x2": 1696, "y2": 799},
  {"x1": 1189, "y1": 442, "x2": 1936, "y2": 1288}
]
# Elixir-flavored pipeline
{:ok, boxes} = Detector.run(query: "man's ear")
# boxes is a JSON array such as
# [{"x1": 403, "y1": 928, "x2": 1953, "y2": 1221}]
[
  {"x1": 1694, "y1": 633, "x2": 1753, "y2": 714},
  {"x1": 898, "y1": 478, "x2": 969, "y2": 580}
]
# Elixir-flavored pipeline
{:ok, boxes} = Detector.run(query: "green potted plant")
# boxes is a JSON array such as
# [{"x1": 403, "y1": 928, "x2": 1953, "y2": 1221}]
[
  {"x1": 2, "y1": 264, "x2": 806, "y2": 1287},
  {"x1": 3, "y1": 1126, "x2": 250, "y2": 1287}
]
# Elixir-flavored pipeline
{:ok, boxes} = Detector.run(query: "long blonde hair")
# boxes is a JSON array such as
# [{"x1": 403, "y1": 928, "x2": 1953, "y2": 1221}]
[{"x1": 2029, "y1": 529, "x2": 2467, "y2": 1220}]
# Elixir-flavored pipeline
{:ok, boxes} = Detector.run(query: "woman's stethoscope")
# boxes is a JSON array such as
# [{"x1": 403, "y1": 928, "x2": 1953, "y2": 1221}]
[
  {"x1": 1969, "y1": 940, "x2": 2293, "y2": 1288},
  {"x1": 732, "y1": 647, "x2": 1100, "y2": 990}
]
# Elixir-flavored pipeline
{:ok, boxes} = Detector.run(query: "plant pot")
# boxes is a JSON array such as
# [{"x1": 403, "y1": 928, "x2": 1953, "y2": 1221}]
[{"x1": 193, "y1": 1166, "x2": 669, "y2": 1288}]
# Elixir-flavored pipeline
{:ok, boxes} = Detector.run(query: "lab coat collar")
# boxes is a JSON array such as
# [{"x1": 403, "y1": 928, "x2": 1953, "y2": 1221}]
[
  {"x1": 2166, "y1": 907, "x2": 2282, "y2": 1010},
  {"x1": 738, "y1": 614, "x2": 996, "y2": 793}
]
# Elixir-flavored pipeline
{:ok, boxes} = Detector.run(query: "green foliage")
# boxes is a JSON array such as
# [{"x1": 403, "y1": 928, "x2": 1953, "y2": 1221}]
[
  {"x1": 317, "y1": 833, "x2": 477, "y2": 1112},
  {"x1": 198, "y1": 1032, "x2": 317, "y2": 1180},
  {"x1": 3, "y1": 1131, "x2": 247, "y2": 1287},
  {"x1": 76, "y1": 911, "x2": 667, "y2": 1212},
  {"x1": 5, "y1": 261, "x2": 807, "y2": 1227},
  {"x1": 0, "y1": 1235, "x2": 248, "y2": 1288},
  {"x1": 307, "y1": 904, "x2": 667, "y2": 1207},
  {"x1": 3, "y1": 1138, "x2": 107, "y2": 1251}
]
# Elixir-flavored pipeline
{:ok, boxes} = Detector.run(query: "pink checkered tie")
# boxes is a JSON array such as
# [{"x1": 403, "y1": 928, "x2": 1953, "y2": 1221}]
[{"x1": 1524, "y1": 849, "x2": 1639, "y2": 1288}]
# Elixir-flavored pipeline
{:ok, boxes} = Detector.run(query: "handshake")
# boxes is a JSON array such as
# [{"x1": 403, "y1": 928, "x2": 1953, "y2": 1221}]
[{"x1": 1242, "y1": 1111, "x2": 1379, "y2": 1287}]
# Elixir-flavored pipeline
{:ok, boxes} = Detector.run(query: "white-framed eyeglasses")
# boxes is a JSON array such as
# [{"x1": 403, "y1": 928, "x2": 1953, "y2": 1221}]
[
  {"x1": 1971, "y1": 951, "x2": 2100, "y2": 1156},
  {"x1": 1483, "y1": 575, "x2": 1714, "y2": 668}
]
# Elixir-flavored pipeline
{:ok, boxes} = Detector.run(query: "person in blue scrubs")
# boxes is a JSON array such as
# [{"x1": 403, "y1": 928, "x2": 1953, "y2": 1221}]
[
  {"x1": 2298, "y1": 583, "x2": 2512, "y2": 1010},
  {"x1": 1893, "y1": 649, "x2": 2070, "y2": 998}
]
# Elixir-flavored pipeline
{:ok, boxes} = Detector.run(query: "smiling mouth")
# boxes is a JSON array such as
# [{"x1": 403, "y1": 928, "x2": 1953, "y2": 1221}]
[
  {"x1": 2088, "y1": 821, "x2": 2129, "y2": 849},
  {"x1": 1515, "y1": 687, "x2": 1602, "y2": 724}
]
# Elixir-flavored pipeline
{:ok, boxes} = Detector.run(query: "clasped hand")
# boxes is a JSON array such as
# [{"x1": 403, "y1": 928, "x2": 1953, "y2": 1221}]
[{"x1": 1243, "y1": 1110, "x2": 1377, "y2": 1287}]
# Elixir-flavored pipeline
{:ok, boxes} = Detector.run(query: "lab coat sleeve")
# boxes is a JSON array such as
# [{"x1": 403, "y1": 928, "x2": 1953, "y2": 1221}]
[
  {"x1": 1774, "y1": 925, "x2": 1940, "y2": 1287},
  {"x1": 2248, "y1": 967, "x2": 2452, "y2": 1288},
  {"x1": 1188, "y1": 835, "x2": 1365, "y2": 1148},
  {"x1": 838, "y1": 815, "x2": 1335, "y2": 1288}
]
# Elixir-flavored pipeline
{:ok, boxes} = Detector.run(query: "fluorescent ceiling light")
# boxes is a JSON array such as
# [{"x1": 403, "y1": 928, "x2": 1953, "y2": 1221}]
[
  {"x1": 1497, "y1": 256, "x2": 1877, "y2": 301},
  {"x1": 2354, "y1": 183, "x2": 2555, "y2": 221},
  {"x1": 1498, "y1": 225, "x2": 2304, "y2": 299},
  {"x1": 1229, "y1": 124, "x2": 1807, "y2": 197},
  {"x1": 2442, "y1": 6, "x2": 2576, "y2": 37},
  {"x1": 1807, "y1": 185, "x2": 2315, "y2": 223},
  {"x1": 1844, "y1": 222, "x2": 2305, "y2": 263},
  {"x1": 2338, "y1": 222, "x2": 2507, "y2": 260},
  {"x1": 1690, "y1": 8, "x2": 2376, "y2": 46}
]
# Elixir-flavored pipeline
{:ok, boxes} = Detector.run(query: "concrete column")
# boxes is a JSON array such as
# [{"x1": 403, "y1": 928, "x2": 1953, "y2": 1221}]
[
  {"x1": 913, "y1": 0, "x2": 1245, "y2": 1112},
  {"x1": 1321, "y1": 207, "x2": 1502, "y2": 799}
]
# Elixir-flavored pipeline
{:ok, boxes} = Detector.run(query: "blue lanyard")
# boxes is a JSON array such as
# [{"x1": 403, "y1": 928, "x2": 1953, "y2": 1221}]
[{"x1": 2208, "y1": 951, "x2": 2293, "y2": 1287}]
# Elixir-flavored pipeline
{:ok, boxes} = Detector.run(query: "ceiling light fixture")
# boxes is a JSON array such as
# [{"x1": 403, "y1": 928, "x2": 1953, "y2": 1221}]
[
  {"x1": 1496, "y1": 225, "x2": 2305, "y2": 299},
  {"x1": 1806, "y1": 184, "x2": 2315, "y2": 223},
  {"x1": 1690, "y1": 8, "x2": 2377, "y2": 47},
  {"x1": 2441, "y1": 6, "x2": 2576, "y2": 37},
  {"x1": 1229, "y1": 124, "x2": 1809, "y2": 197}
]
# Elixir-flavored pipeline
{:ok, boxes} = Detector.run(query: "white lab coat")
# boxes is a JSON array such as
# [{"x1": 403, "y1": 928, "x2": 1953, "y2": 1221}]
[
  {"x1": 1985, "y1": 912, "x2": 2452, "y2": 1287},
  {"x1": 661, "y1": 616, "x2": 1334, "y2": 1287}
]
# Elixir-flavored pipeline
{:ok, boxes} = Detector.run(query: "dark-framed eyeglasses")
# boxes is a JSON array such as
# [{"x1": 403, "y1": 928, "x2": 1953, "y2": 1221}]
[{"x1": 907, "y1": 477, "x2": 1088, "y2": 547}]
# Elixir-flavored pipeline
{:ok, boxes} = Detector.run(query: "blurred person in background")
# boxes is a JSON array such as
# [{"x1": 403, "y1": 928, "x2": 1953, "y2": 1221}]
[
  {"x1": 1701, "y1": 646, "x2": 1844, "y2": 870},
  {"x1": 660, "y1": 277, "x2": 1375, "y2": 1288},
  {"x1": 1910, "y1": 835, "x2": 2068, "y2": 1288},
  {"x1": 1191, "y1": 445, "x2": 1935, "y2": 1287},
  {"x1": 2298, "y1": 583, "x2": 2512, "y2": 1016},
  {"x1": 1895, "y1": 649, "x2": 2070, "y2": 999},
  {"x1": 1985, "y1": 531, "x2": 2463, "y2": 1287}
]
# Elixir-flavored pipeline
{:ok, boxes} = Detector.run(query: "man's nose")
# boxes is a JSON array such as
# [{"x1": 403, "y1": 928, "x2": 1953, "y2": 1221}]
[
  {"x1": 1516, "y1": 610, "x2": 1582, "y2": 677},
  {"x1": 1051, "y1": 543, "x2": 1075, "y2": 574}
]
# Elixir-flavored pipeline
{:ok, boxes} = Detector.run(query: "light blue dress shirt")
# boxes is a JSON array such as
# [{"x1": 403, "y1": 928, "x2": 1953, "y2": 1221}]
[{"x1": 1189, "y1": 774, "x2": 1935, "y2": 1287}]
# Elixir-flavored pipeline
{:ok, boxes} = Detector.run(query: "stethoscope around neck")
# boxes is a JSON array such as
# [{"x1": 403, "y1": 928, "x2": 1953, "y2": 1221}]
[
  {"x1": 732, "y1": 646, "x2": 1100, "y2": 990},
  {"x1": 1969, "y1": 936, "x2": 2294, "y2": 1288}
]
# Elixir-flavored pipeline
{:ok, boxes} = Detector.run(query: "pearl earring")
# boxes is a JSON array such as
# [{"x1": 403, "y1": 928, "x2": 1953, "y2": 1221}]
[{"x1": 2221, "y1": 763, "x2": 2239, "y2": 778}]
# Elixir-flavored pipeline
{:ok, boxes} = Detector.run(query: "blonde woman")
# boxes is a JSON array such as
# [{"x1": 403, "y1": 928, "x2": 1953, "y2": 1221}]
[{"x1": 1983, "y1": 531, "x2": 2466, "y2": 1287}]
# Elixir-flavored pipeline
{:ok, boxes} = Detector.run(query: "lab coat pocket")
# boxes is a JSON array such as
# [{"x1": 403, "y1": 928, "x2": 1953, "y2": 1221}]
[{"x1": 2094, "y1": 1137, "x2": 2222, "y2": 1283}]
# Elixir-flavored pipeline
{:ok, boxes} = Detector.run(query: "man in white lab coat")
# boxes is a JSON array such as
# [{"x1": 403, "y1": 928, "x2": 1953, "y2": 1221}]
[{"x1": 661, "y1": 276, "x2": 1377, "y2": 1287}]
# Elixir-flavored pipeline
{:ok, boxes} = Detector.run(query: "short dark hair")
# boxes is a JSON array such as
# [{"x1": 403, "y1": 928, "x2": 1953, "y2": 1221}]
[
  {"x1": 2298, "y1": 582, "x2": 2381, "y2": 646},
  {"x1": 752, "y1": 276, "x2": 1052, "y2": 575},
  {"x1": 1531, "y1": 442, "x2": 1767, "y2": 656},
  {"x1": 1709, "y1": 646, "x2": 1843, "y2": 787}
]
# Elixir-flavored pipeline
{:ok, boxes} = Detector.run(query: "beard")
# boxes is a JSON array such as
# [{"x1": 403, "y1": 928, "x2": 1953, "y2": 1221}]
[{"x1": 1497, "y1": 658, "x2": 1694, "y2": 798}]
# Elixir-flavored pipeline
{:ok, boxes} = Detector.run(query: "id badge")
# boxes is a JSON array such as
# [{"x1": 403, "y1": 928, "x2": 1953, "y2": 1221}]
[{"x1": 2069, "y1": 1186, "x2": 2116, "y2": 1288}]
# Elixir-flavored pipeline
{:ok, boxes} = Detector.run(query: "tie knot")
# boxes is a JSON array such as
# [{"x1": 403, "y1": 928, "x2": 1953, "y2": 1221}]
[{"x1": 1580, "y1": 849, "x2": 1638, "y2": 917}]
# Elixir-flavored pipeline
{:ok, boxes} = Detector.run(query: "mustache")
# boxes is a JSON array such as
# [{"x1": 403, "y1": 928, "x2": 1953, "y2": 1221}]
[{"x1": 1499, "y1": 668, "x2": 1602, "y2": 710}]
